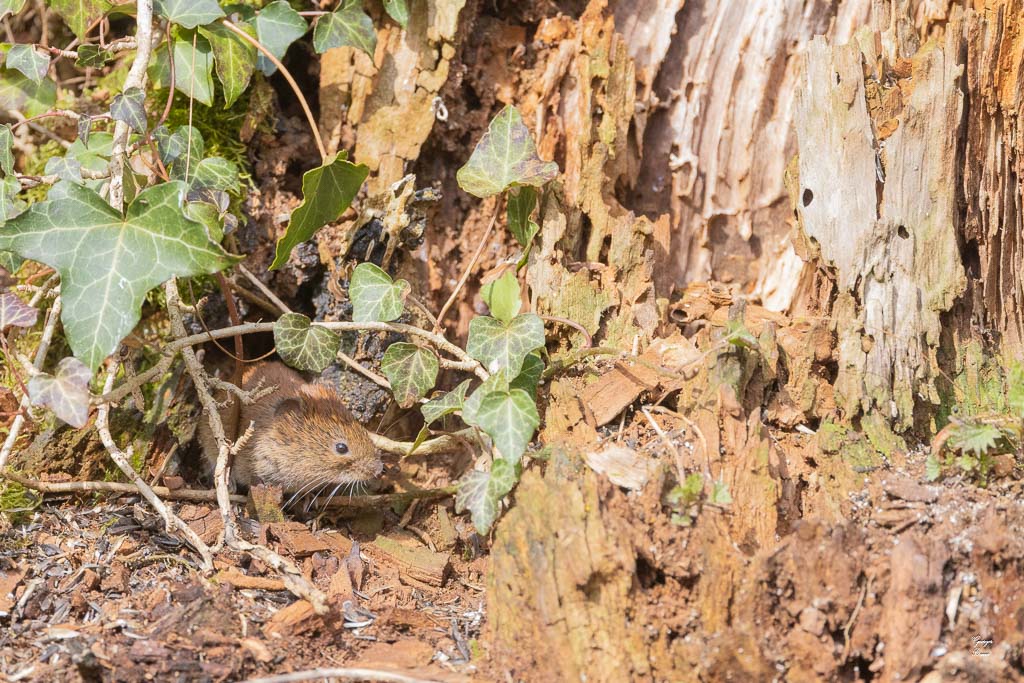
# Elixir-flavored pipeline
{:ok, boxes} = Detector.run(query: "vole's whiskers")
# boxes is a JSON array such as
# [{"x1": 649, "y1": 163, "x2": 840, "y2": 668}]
[
  {"x1": 321, "y1": 481, "x2": 345, "y2": 512},
  {"x1": 284, "y1": 476, "x2": 324, "y2": 511},
  {"x1": 305, "y1": 481, "x2": 332, "y2": 513}
]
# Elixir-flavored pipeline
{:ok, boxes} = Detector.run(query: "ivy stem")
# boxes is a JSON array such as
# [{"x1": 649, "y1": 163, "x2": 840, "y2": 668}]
[
  {"x1": 107, "y1": 0, "x2": 154, "y2": 210},
  {"x1": 434, "y1": 200, "x2": 501, "y2": 333},
  {"x1": 220, "y1": 19, "x2": 327, "y2": 163},
  {"x1": 96, "y1": 321, "x2": 488, "y2": 412}
]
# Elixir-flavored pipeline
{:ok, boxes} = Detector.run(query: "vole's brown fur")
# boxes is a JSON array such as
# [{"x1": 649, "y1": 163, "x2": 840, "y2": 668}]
[{"x1": 197, "y1": 362, "x2": 382, "y2": 492}]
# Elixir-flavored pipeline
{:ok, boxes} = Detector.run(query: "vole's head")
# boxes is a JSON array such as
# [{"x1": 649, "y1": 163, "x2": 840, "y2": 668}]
[{"x1": 256, "y1": 383, "x2": 383, "y2": 493}]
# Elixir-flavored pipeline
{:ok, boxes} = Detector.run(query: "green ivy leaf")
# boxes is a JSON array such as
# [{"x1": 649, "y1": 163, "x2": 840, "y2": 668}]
[
  {"x1": 0, "y1": 182, "x2": 238, "y2": 369},
  {"x1": 43, "y1": 131, "x2": 112, "y2": 188},
  {"x1": 456, "y1": 105, "x2": 559, "y2": 199},
  {"x1": 27, "y1": 356, "x2": 92, "y2": 428},
  {"x1": 270, "y1": 153, "x2": 368, "y2": 269},
  {"x1": 274, "y1": 312, "x2": 341, "y2": 373},
  {"x1": 0, "y1": 250, "x2": 22, "y2": 273},
  {"x1": 382, "y1": 0, "x2": 409, "y2": 28},
  {"x1": 0, "y1": 0, "x2": 25, "y2": 21},
  {"x1": 49, "y1": 0, "x2": 112, "y2": 39},
  {"x1": 455, "y1": 458, "x2": 518, "y2": 534},
  {"x1": 0, "y1": 175, "x2": 25, "y2": 219},
  {"x1": 199, "y1": 22, "x2": 257, "y2": 108},
  {"x1": 312, "y1": 0, "x2": 376, "y2": 57},
  {"x1": 709, "y1": 480, "x2": 732, "y2": 505},
  {"x1": 151, "y1": 34, "x2": 216, "y2": 107},
  {"x1": 667, "y1": 473, "x2": 703, "y2": 506},
  {"x1": 0, "y1": 69, "x2": 56, "y2": 116},
  {"x1": 0, "y1": 291, "x2": 36, "y2": 330},
  {"x1": 473, "y1": 389, "x2": 539, "y2": 462},
  {"x1": 422, "y1": 379, "x2": 472, "y2": 424},
  {"x1": 925, "y1": 453, "x2": 942, "y2": 482},
  {"x1": 0, "y1": 123, "x2": 13, "y2": 175},
  {"x1": 172, "y1": 155, "x2": 240, "y2": 193},
  {"x1": 1008, "y1": 363, "x2": 1024, "y2": 420},
  {"x1": 467, "y1": 313, "x2": 545, "y2": 379},
  {"x1": 75, "y1": 44, "x2": 112, "y2": 68},
  {"x1": 349, "y1": 262, "x2": 409, "y2": 323},
  {"x1": 949, "y1": 421, "x2": 1001, "y2": 456},
  {"x1": 461, "y1": 370, "x2": 506, "y2": 426},
  {"x1": 6, "y1": 44, "x2": 49, "y2": 84},
  {"x1": 507, "y1": 185, "x2": 539, "y2": 246},
  {"x1": 254, "y1": 0, "x2": 308, "y2": 75},
  {"x1": 510, "y1": 352, "x2": 543, "y2": 396},
  {"x1": 155, "y1": 125, "x2": 204, "y2": 167},
  {"x1": 381, "y1": 342, "x2": 439, "y2": 408},
  {"x1": 480, "y1": 270, "x2": 521, "y2": 323},
  {"x1": 154, "y1": 0, "x2": 225, "y2": 29},
  {"x1": 111, "y1": 86, "x2": 147, "y2": 133}
]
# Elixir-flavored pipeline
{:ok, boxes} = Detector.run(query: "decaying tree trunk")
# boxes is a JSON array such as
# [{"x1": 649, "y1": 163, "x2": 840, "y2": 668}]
[{"x1": 316, "y1": 1, "x2": 1024, "y2": 680}]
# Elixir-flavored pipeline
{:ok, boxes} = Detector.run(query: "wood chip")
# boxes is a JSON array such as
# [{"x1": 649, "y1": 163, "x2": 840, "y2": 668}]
[{"x1": 214, "y1": 568, "x2": 287, "y2": 592}]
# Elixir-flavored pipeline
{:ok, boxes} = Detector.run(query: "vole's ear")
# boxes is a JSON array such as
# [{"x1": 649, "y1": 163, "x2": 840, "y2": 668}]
[{"x1": 274, "y1": 396, "x2": 304, "y2": 417}]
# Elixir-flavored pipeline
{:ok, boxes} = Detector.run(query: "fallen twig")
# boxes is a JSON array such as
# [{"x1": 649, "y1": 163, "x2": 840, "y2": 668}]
[
  {"x1": 96, "y1": 363, "x2": 215, "y2": 569},
  {"x1": 243, "y1": 668, "x2": 442, "y2": 683}
]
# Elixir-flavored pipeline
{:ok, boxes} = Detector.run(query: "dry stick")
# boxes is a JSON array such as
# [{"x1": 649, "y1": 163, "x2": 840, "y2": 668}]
[
  {"x1": 164, "y1": 279, "x2": 330, "y2": 613},
  {"x1": 106, "y1": 0, "x2": 154, "y2": 210},
  {"x1": 243, "y1": 668, "x2": 442, "y2": 683},
  {"x1": 0, "y1": 297, "x2": 61, "y2": 469},
  {"x1": 434, "y1": 202, "x2": 500, "y2": 331},
  {"x1": 220, "y1": 19, "x2": 326, "y2": 162},
  {"x1": 95, "y1": 364, "x2": 215, "y2": 569}
]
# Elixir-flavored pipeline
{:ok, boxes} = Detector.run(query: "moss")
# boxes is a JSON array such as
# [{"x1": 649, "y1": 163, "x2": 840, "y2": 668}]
[{"x1": 0, "y1": 476, "x2": 39, "y2": 525}]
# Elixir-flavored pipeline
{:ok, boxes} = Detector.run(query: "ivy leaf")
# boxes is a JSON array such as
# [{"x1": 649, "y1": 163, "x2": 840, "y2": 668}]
[
  {"x1": 44, "y1": 131, "x2": 112, "y2": 188},
  {"x1": 0, "y1": 123, "x2": 13, "y2": 175},
  {"x1": 925, "y1": 453, "x2": 942, "y2": 482},
  {"x1": 312, "y1": 0, "x2": 376, "y2": 57},
  {"x1": 274, "y1": 312, "x2": 341, "y2": 373},
  {"x1": 5, "y1": 45, "x2": 49, "y2": 84},
  {"x1": 199, "y1": 22, "x2": 257, "y2": 108},
  {"x1": 709, "y1": 480, "x2": 732, "y2": 505},
  {"x1": 270, "y1": 154, "x2": 368, "y2": 269},
  {"x1": 75, "y1": 44, "x2": 112, "y2": 68},
  {"x1": 422, "y1": 379, "x2": 472, "y2": 424},
  {"x1": 0, "y1": 250, "x2": 22, "y2": 273},
  {"x1": 151, "y1": 35, "x2": 215, "y2": 107},
  {"x1": 462, "y1": 370, "x2": 507, "y2": 426},
  {"x1": 111, "y1": 86, "x2": 147, "y2": 133},
  {"x1": 1008, "y1": 363, "x2": 1024, "y2": 420},
  {"x1": 0, "y1": 291, "x2": 36, "y2": 330},
  {"x1": 254, "y1": 1, "x2": 308, "y2": 76},
  {"x1": 0, "y1": 0, "x2": 25, "y2": 21},
  {"x1": 507, "y1": 186, "x2": 538, "y2": 246},
  {"x1": 381, "y1": 342, "x2": 439, "y2": 408},
  {"x1": 456, "y1": 105, "x2": 559, "y2": 199},
  {"x1": 49, "y1": 0, "x2": 112, "y2": 39},
  {"x1": 0, "y1": 69, "x2": 56, "y2": 116},
  {"x1": 27, "y1": 357, "x2": 92, "y2": 428},
  {"x1": 349, "y1": 262, "x2": 409, "y2": 323},
  {"x1": 455, "y1": 458, "x2": 518, "y2": 534},
  {"x1": 466, "y1": 313, "x2": 545, "y2": 379},
  {"x1": 383, "y1": 0, "x2": 409, "y2": 28},
  {"x1": 472, "y1": 389, "x2": 539, "y2": 462},
  {"x1": 172, "y1": 155, "x2": 240, "y2": 193},
  {"x1": 76, "y1": 114, "x2": 91, "y2": 145},
  {"x1": 0, "y1": 182, "x2": 238, "y2": 369},
  {"x1": 480, "y1": 270, "x2": 521, "y2": 323},
  {"x1": 155, "y1": 125, "x2": 204, "y2": 167},
  {"x1": 949, "y1": 422, "x2": 1001, "y2": 456},
  {"x1": 510, "y1": 352, "x2": 543, "y2": 396},
  {"x1": 154, "y1": 0, "x2": 225, "y2": 29},
  {"x1": 0, "y1": 175, "x2": 25, "y2": 219}
]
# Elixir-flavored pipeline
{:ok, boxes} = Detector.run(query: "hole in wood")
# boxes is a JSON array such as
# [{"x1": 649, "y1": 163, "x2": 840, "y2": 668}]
[
  {"x1": 897, "y1": 225, "x2": 910, "y2": 239},
  {"x1": 802, "y1": 188, "x2": 814, "y2": 207}
]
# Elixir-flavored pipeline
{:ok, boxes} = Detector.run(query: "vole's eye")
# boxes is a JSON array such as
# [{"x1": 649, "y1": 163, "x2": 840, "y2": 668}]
[{"x1": 334, "y1": 441, "x2": 349, "y2": 455}]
